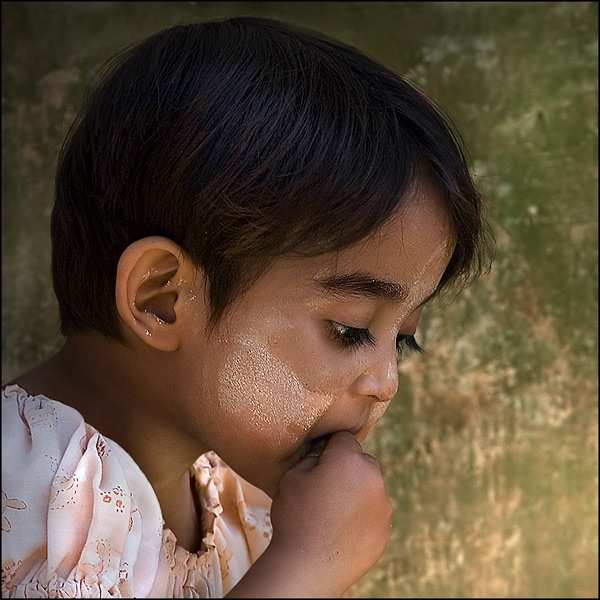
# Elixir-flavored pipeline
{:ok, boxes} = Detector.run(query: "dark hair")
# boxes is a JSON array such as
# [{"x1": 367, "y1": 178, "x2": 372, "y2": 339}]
[{"x1": 51, "y1": 16, "x2": 493, "y2": 340}]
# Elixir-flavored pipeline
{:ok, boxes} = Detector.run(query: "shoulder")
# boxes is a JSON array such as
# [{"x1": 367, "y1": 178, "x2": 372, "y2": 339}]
[{"x1": 1, "y1": 385, "x2": 164, "y2": 597}]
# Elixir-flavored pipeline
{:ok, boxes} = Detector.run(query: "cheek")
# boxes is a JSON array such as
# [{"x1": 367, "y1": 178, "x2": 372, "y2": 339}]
[{"x1": 217, "y1": 337, "x2": 334, "y2": 448}]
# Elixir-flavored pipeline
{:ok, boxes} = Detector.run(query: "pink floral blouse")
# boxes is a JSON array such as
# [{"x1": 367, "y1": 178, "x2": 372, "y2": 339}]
[{"x1": 1, "y1": 385, "x2": 273, "y2": 597}]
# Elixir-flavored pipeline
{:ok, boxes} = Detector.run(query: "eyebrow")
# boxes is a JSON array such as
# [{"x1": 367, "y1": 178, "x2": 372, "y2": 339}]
[{"x1": 314, "y1": 271, "x2": 439, "y2": 307}]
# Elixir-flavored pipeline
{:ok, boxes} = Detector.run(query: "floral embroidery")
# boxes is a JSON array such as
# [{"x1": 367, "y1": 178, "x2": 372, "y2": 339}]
[
  {"x1": 129, "y1": 508, "x2": 139, "y2": 532},
  {"x1": 3, "y1": 388, "x2": 274, "y2": 597},
  {"x1": 1, "y1": 559, "x2": 23, "y2": 594},
  {"x1": 95, "y1": 437, "x2": 110, "y2": 459},
  {"x1": 79, "y1": 540, "x2": 110, "y2": 582},
  {"x1": 98, "y1": 486, "x2": 127, "y2": 513},
  {"x1": 1, "y1": 491, "x2": 27, "y2": 533},
  {"x1": 218, "y1": 543, "x2": 233, "y2": 581},
  {"x1": 49, "y1": 475, "x2": 80, "y2": 510},
  {"x1": 161, "y1": 532, "x2": 178, "y2": 569},
  {"x1": 262, "y1": 513, "x2": 273, "y2": 539},
  {"x1": 26, "y1": 402, "x2": 57, "y2": 428},
  {"x1": 119, "y1": 562, "x2": 129, "y2": 586},
  {"x1": 43, "y1": 453, "x2": 60, "y2": 472},
  {"x1": 237, "y1": 498, "x2": 258, "y2": 530}
]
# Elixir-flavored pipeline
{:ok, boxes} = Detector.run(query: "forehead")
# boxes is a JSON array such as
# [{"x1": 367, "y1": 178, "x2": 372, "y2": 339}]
[
  {"x1": 234, "y1": 178, "x2": 454, "y2": 311},
  {"x1": 338, "y1": 177, "x2": 453, "y2": 279}
]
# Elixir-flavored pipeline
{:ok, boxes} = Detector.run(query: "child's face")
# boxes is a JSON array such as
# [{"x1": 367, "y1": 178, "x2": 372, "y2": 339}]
[{"x1": 179, "y1": 178, "x2": 454, "y2": 497}]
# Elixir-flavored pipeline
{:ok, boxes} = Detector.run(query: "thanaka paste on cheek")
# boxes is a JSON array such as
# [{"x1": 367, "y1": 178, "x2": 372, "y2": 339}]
[{"x1": 217, "y1": 335, "x2": 334, "y2": 448}]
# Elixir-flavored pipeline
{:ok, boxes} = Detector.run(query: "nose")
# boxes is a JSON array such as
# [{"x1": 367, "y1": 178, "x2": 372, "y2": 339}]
[{"x1": 351, "y1": 350, "x2": 399, "y2": 402}]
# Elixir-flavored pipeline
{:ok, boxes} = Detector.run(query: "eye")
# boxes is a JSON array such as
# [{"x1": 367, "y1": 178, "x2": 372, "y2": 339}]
[
  {"x1": 328, "y1": 322, "x2": 375, "y2": 350},
  {"x1": 328, "y1": 322, "x2": 424, "y2": 356},
  {"x1": 396, "y1": 334, "x2": 424, "y2": 356}
]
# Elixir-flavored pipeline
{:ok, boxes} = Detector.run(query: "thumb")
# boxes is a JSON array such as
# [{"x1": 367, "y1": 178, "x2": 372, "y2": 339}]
[
  {"x1": 319, "y1": 430, "x2": 362, "y2": 458},
  {"x1": 292, "y1": 435, "x2": 330, "y2": 472},
  {"x1": 293, "y1": 431, "x2": 361, "y2": 471}
]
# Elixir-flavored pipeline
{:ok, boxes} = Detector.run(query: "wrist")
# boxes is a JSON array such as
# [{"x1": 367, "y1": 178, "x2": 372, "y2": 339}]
[{"x1": 225, "y1": 539, "x2": 348, "y2": 598}]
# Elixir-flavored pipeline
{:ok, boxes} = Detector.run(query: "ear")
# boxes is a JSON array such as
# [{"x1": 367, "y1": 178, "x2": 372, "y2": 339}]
[{"x1": 115, "y1": 236, "x2": 201, "y2": 351}]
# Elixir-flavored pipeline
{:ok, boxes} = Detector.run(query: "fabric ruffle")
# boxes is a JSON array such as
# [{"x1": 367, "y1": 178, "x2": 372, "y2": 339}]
[
  {"x1": 153, "y1": 452, "x2": 273, "y2": 597},
  {"x1": 2, "y1": 385, "x2": 272, "y2": 598}
]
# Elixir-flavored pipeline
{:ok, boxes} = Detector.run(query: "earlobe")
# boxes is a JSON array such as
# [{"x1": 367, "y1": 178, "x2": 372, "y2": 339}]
[{"x1": 115, "y1": 236, "x2": 193, "y2": 351}]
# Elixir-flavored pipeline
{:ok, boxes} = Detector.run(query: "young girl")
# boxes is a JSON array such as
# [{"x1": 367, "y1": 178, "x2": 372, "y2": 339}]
[{"x1": 2, "y1": 16, "x2": 491, "y2": 598}]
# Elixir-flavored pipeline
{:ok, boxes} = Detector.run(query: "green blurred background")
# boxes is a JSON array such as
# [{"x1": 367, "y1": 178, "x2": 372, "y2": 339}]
[{"x1": 2, "y1": 2, "x2": 598, "y2": 597}]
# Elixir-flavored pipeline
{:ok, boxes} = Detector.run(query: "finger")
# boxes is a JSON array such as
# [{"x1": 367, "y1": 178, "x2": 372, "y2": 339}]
[
  {"x1": 361, "y1": 451, "x2": 383, "y2": 474},
  {"x1": 320, "y1": 430, "x2": 362, "y2": 457},
  {"x1": 291, "y1": 436, "x2": 328, "y2": 471},
  {"x1": 361, "y1": 452, "x2": 380, "y2": 466},
  {"x1": 292, "y1": 430, "x2": 362, "y2": 472},
  {"x1": 298, "y1": 452, "x2": 321, "y2": 470},
  {"x1": 292, "y1": 450, "x2": 322, "y2": 472}
]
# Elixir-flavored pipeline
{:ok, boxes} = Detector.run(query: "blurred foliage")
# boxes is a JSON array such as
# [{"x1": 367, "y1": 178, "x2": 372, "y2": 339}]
[{"x1": 2, "y1": 2, "x2": 598, "y2": 598}]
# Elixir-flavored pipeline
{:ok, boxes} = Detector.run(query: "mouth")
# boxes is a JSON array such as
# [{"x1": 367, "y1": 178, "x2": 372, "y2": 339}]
[
  {"x1": 299, "y1": 426, "x2": 365, "y2": 459},
  {"x1": 300, "y1": 434, "x2": 331, "y2": 459}
]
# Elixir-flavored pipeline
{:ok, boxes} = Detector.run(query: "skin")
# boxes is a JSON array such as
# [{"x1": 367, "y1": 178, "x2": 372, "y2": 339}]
[{"x1": 11, "y1": 174, "x2": 454, "y2": 596}]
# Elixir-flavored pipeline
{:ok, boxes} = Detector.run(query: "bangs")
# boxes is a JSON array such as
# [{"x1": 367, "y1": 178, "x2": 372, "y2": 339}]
[{"x1": 176, "y1": 20, "x2": 432, "y2": 258}]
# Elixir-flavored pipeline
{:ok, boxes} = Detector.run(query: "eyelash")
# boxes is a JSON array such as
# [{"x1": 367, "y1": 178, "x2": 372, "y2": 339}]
[{"x1": 328, "y1": 322, "x2": 424, "y2": 356}]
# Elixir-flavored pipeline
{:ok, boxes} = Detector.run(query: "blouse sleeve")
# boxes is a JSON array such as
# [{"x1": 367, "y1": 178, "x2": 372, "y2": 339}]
[{"x1": 2, "y1": 386, "x2": 164, "y2": 598}]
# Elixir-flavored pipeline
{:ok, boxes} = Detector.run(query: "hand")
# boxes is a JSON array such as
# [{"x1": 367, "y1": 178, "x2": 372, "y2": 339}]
[{"x1": 267, "y1": 430, "x2": 393, "y2": 596}]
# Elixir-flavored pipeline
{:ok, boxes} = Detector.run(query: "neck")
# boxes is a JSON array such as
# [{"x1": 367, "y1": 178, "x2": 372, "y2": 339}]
[{"x1": 12, "y1": 332, "x2": 208, "y2": 551}]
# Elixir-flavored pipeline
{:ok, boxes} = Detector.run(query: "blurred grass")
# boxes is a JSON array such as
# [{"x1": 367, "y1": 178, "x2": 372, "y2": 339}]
[{"x1": 2, "y1": 2, "x2": 598, "y2": 597}]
